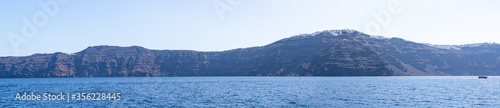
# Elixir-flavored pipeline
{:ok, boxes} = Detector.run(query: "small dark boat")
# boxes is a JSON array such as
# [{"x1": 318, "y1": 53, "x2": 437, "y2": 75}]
[{"x1": 478, "y1": 76, "x2": 488, "y2": 79}]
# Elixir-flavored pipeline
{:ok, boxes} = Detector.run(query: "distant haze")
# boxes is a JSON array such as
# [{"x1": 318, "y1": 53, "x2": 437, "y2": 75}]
[{"x1": 1, "y1": 0, "x2": 499, "y2": 56}]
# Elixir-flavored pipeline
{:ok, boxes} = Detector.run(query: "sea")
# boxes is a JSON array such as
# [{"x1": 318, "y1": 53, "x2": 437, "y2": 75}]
[{"x1": 1, "y1": 76, "x2": 499, "y2": 107}]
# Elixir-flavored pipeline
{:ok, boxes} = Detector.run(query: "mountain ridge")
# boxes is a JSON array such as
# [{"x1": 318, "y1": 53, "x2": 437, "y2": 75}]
[{"x1": 1, "y1": 29, "x2": 500, "y2": 78}]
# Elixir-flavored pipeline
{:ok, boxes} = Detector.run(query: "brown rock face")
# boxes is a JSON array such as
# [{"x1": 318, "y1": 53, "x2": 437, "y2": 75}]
[
  {"x1": 0, "y1": 52, "x2": 76, "y2": 77},
  {"x1": 72, "y1": 46, "x2": 159, "y2": 77},
  {"x1": 1, "y1": 29, "x2": 500, "y2": 78}
]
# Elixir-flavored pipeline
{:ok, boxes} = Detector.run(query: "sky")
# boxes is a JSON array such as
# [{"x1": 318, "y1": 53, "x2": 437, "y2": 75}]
[{"x1": 1, "y1": 0, "x2": 500, "y2": 56}]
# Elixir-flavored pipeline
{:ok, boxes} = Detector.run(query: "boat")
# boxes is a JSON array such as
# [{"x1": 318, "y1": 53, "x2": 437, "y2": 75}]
[{"x1": 478, "y1": 75, "x2": 488, "y2": 79}]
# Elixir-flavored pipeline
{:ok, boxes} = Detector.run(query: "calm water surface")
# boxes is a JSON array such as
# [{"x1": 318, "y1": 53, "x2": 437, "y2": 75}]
[{"x1": 1, "y1": 76, "x2": 500, "y2": 107}]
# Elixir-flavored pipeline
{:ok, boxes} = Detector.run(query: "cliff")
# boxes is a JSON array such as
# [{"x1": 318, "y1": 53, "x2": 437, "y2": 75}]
[{"x1": 1, "y1": 29, "x2": 500, "y2": 78}]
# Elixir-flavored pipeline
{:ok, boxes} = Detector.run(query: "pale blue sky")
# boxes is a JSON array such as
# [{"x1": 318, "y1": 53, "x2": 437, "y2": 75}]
[{"x1": 1, "y1": 0, "x2": 500, "y2": 56}]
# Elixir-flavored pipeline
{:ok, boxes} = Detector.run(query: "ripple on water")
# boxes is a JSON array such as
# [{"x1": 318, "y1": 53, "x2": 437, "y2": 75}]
[{"x1": 1, "y1": 76, "x2": 500, "y2": 107}]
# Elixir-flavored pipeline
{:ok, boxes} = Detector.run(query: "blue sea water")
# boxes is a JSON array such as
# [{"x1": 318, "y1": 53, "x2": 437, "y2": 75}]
[{"x1": 1, "y1": 76, "x2": 500, "y2": 107}]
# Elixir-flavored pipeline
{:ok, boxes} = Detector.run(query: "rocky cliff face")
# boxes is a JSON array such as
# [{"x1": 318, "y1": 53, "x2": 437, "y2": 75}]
[{"x1": 1, "y1": 29, "x2": 500, "y2": 78}]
